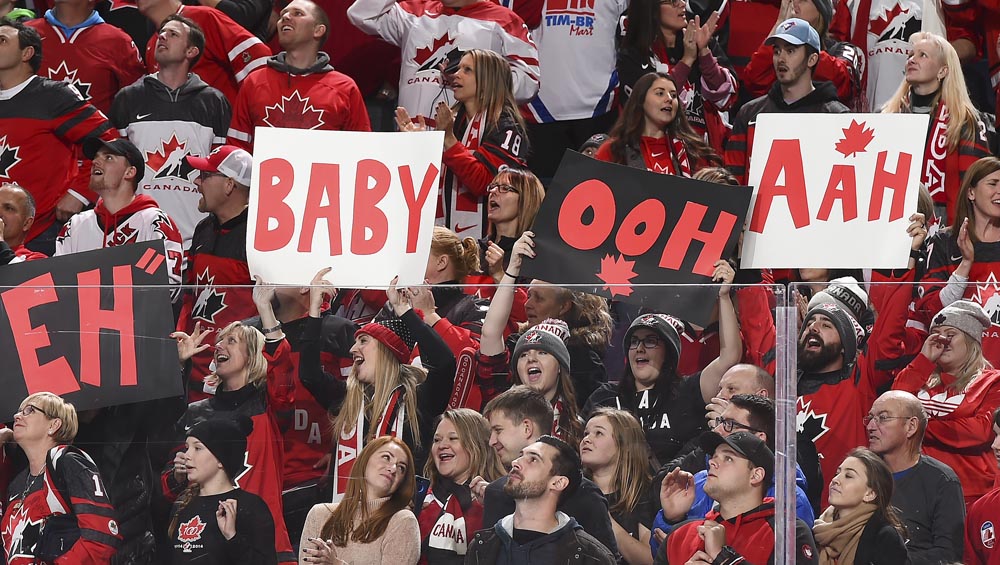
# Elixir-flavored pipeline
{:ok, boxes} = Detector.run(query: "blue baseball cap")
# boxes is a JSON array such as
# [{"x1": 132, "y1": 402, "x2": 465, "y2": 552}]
[{"x1": 765, "y1": 18, "x2": 821, "y2": 52}]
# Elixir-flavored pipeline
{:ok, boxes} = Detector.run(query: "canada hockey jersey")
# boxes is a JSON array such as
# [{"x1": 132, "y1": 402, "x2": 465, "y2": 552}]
[
  {"x1": 176, "y1": 209, "x2": 255, "y2": 402},
  {"x1": 501, "y1": 0, "x2": 625, "y2": 122},
  {"x1": 439, "y1": 107, "x2": 528, "y2": 239},
  {"x1": 227, "y1": 52, "x2": 371, "y2": 151},
  {"x1": 966, "y1": 482, "x2": 1000, "y2": 565},
  {"x1": 830, "y1": 0, "x2": 923, "y2": 111},
  {"x1": 1, "y1": 445, "x2": 120, "y2": 564},
  {"x1": 144, "y1": 5, "x2": 271, "y2": 104},
  {"x1": 347, "y1": 0, "x2": 540, "y2": 123},
  {"x1": 27, "y1": 10, "x2": 145, "y2": 115},
  {"x1": 0, "y1": 75, "x2": 116, "y2": 242},
  {"x1": 54, "y1": 194, "x2": 184, "y2": 286},
  {"x1": 110, "y1": 72, "x2": 231, "y2": 249}
]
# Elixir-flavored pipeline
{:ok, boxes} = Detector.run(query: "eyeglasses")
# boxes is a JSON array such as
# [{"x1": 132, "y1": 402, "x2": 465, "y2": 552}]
[
  {"x1": 659, "y1": 0, "x2": 686, "y2": 6},
  {"x1": 713, "y1": 417, "x2": 763, "y2": 434},
  {"x1": 486, "y1": 183, "x2": 519, "y2": 194},
  {"x1": 863, "y1": 414, "x2": 912, "y2": 426},
  {"x1": 13, "y1": 404, "x2": 50, "y2": 419},
  {"x1": 628, "y1": 335, "x2": 662, "y2": 349},
  {"x1": 198, "y1": 171, "x2": 226, "y2": 181}
]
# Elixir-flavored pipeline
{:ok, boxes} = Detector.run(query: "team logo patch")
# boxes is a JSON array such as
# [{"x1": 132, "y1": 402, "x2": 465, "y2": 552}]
[
  {"x1": 108, "y1": 519, "x2": 119, "y2": 536},
  {"x1": 144, "y1": 134, "x2": 196, "y2": 181},
  {"x1": 982, "y1": 521, "x2": 995, "y2": 548},
  {"x1": 0, "y1": 135, "x2": 22, "y2": 178},
  {"x1": 48, "y1": 61, "x2": 92, "y2": 100},
  {"x1": 524, "y1": 331, "x2": 543, "y2": 344},
  {"x1": 177, "y1": 515, "x2": 206, "y2": 553},
  {"x1": 263, "y1": 90, "x2": 326, "y2": 130}
]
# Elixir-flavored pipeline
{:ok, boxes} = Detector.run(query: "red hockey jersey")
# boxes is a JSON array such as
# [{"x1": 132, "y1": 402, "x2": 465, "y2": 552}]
[
  {"x1": 26, "y1": 13, "x2": 145, "y2": 115},
  {"x1": 227, "y1": 53, "x2": 371, "y2": 151},
  {"x1": 966, "y1": 482, "x2": 1000, "y2": 564},
  {"x1": 0, "y1": 76, "x2": 115, "y2": 241},
  {"x1": 144, "y1": 5, "x2": 271, "y2": 104}
]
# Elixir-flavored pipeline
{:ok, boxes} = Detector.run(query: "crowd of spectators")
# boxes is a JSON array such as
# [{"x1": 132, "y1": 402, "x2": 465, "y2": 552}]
[{"x1": 4, "y1": 0, "x2": 1000, "y2": 562}]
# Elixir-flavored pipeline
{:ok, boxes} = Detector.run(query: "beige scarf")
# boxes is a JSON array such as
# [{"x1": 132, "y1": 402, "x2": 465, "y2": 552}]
[{"x1": 812, "y1": 503, "x2": 876, "y2": 565}]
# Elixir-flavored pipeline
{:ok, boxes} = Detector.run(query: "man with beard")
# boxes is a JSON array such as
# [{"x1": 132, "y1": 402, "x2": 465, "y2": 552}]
[
  {"x1": 724, "y1": 18, "x2": 848, "y2": 184},
  {"x1": 868, "y1": 390, "x2": 965, "y2": 564},
  {"x1": 465, "y1": 435, "x2": 616, "y2": 565},
  {"x1": 657, "y1": 431, "x2": 817, "y2": 564}
]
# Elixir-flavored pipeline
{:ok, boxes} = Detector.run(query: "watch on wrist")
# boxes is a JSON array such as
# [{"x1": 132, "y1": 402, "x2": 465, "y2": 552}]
[{"x1": 712, "y1": 545, "x2": 739, "y2": 565}]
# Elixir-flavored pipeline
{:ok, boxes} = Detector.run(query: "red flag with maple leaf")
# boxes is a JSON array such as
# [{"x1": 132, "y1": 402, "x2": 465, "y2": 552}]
[{"x1": 834, "y1": 120, "x2": 875, "y2": 158}]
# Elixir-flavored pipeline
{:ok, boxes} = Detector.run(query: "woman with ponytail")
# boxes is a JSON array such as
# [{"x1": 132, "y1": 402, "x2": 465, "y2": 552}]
[{"x1": 168, "y1": 416, "x2": 276, "y2": 564}]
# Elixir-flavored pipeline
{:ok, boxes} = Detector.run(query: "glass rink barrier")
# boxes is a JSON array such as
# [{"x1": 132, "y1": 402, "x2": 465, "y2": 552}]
[{"x1": 0, "y1": 271, "x2": 820, "y2": 564}]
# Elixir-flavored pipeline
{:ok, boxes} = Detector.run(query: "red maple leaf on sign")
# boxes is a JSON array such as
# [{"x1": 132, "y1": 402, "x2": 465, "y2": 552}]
[
  {"x1": 869, "y1": 4, "x2": 910, "y2": 37},
  {"x1": 145, "y1": 134, "x2": 187, "y2": 172},
  {"x1": 414, "y1": 33, "x2": 452, "y2": 67},
  {"x1": 834, "y1": 119, "x2": 875, "y2": 158},
  {"x1": 596, "y1": 254, "x2": 638, "y2": 297},
  {"x1": 262, "y1": 90, "x2": 326, "y2": 130}
]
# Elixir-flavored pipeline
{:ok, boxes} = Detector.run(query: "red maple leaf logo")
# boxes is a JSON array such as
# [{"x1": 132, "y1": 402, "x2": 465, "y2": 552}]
[
  {"x1": 869, "y1": 4, "x2": 910, "y2": 37},
  {"x1": 414, "y1": 33, "x2": 453, "y2": 67},
  {"x1": 834, "y1": 119, "x2": 875, "y2": 158},
  {"x1": 262, "y1": 90, "x2": 325, "y2": 130},
  {"x1": 177, "y1": 515, "x2": 206, "y2": 543},
  {"x1": 145, "y1": 134, "x2": 187, "y2": 173},
  {"x1": 596, "y1": 253, "x2": 638, "y2": 297}
]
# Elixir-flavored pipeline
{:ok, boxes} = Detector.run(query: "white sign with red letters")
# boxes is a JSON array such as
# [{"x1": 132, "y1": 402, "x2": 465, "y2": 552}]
[
  {"x1": 247, "y1": 128, "x2": 444, "y2": 286},
  {"x1": 741, "y1": 113, "x2": 929, "y2": 269}
]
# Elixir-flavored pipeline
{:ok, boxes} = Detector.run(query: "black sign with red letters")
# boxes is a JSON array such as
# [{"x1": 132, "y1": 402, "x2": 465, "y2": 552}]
[
  {"x1": 0, "y1": 241, "x2": 181, "y2": 418},
  {"x1": 520, "y1": 151, "x2": 752, "y2": 326}
]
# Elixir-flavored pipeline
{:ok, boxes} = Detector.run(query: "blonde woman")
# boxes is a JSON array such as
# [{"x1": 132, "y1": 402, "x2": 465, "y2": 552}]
[
  {"x1": 1, "y1": 392, "x2": 119, "y2": 563},
  {"x1": 298, "y1": 273, "x2": 456, "y2": 501},
  {"x1": 892, "y1": 300, "x2": 1000, "y2": 504},
  {"x1": 397, "y1": 49, "x2": 529, "y2": 239},
  {"x1": 300, "y1": 436, "x2": 420, "y2": 564},
  {"x1": 417, "y1": 409, "x2": 505, "y2": 564},
  {"x1": 881, "y1": 31, "x2": 989, "y2": 224},
  {"x1": 168, "y1": 280, "x2": 298, "y2": 563},
  {"x1": 580, "y1": 408, "x2": 655, "y2": 565}
]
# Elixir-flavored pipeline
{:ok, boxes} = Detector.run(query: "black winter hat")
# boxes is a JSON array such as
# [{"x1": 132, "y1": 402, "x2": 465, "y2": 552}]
[
  {"x1": 623, "y1": 314, "x2": 682, "y2": 370},
  {"x1": 802, "y1": 302, "x2": 864, "y2": 366},
  {"x1": 187, "y1": 415, "x2": 253, "y2": 481}
]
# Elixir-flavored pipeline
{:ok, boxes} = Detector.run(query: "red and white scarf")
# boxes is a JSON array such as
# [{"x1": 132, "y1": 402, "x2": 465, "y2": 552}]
[
  {"x1": 417, "y1": 482, "x2": 483, "y2": 562},
  {"x1": 440, "y1": 111, "x2": 486, "y2": 239},
  {"x1": 333, "y1": 386, "x2": 406, "y2": 501},
  {"x1": 922, "y1": 101, "x2": 951, "y2": 204}
]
